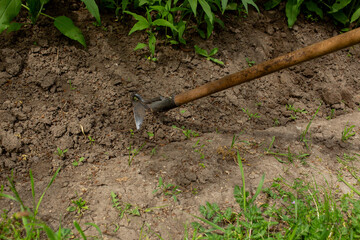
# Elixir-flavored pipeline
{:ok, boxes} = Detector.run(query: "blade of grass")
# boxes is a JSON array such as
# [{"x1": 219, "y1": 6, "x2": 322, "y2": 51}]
[
  {"x1": 237, "y1": 151, "x2": 246, "y2": 211},
  {"x1": 35, "y1": 167, "x2": 61, "y2": 216}
]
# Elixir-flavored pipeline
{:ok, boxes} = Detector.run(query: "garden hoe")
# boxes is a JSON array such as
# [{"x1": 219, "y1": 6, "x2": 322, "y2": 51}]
[{"x1": 132, "y1": 27, "x2": 360, "y2": 130}]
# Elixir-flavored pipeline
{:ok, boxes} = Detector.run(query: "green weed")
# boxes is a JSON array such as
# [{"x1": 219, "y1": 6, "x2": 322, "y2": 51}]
[
  {"x1": 68, "y1": 80, "x2": 76, "y2": 90},
  {"x1": 173, "y1": 125, "x2": 199, "y2": 139},
  {"x1": 0, "y1": 168, "x2": 103, "y2": 239},
  {"x1": 267, "y1": 146, "x2": 310, "y2": 163},
  {"x1": 265, "y1": 0, "x2": 360, "y2": 27},
  {"x1": 193, "y1": 140, "x2": 205, "y2": 159},
  {"x1": 153, "y1": 176, "x2": 181, "y2": 202},
  {"x1": 127, "y1": 142, "x2": 146, "y2": 166},
  {"x1": 326, "y1": 108, "x2": 335, "y2": 120},
  {"x1": 67, "y1": 197, "x2": 89, "y2": 215},
  {"x1": 72, "y1": 157, "x2": 85, "y2": 167},
  {"x1": 241, "y1": 108, "x2": 260, "y2": 120},
  {"x1": 342, "y1": 124, "x2": 356, "y2": 142},
  {"x1": 300, "y1": 104, "x2": 321, "y2": 149},
  {"x1": 55, "y1": 147, "x2": 68, "y2": 158},
  {"x1": 194, "y1": 45, "x2": 224, "y2": 65},
  {"x1": 88, "y1": 135, "x2": 95, "y2": 145},
  {"x1": 0, "y1": 0, "x2": 101, "y2": 47},
  {"x1": 111, "y1": 192, "x2": 140, "y2": 219},
  {"x1": 190, "y1": 151, "x2": 360, "y2": 238},
  {"x1": 245, "y1": 57, "x2": 255, "y2": 67}
]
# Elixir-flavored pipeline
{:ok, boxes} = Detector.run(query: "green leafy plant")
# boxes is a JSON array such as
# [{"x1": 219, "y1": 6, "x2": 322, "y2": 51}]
[
  {"x1": 0, "y1": 0, "x2": 101, "y2": 47},
  {"x1": 342, "y1": 124, "x2": 356, "y2": 142},
  {"x1": 241, "y1": 108, "x2": 260, "y2": 120},
  {"x1": 286, "y1": 104, "x2": 308, "y2": 120},
  {"x1": 153, "y1": 176, "x2": 181, "y2": 202},
  {"x1": 326, "y1": 108, "x2": 335, "y2": 120},
  {"x1": 193, "y1": 139, "x2": 205, "y2": 159},
  {"x1": 126, "y1": 9, "x2": 178, "y2": 60},
  {"x1": 72, "y1": 157, "x2": 85, "y2": 167},
  {"x1": 245, "y1": 57, "x2": 255, "y2": 67},
  {"x1": 265, "y1": 0, "x2": 360, "y2": 27},
  {"x1": 127, "y1": 142, "x2": 146, "y2": 165},
  {"x1": 173, "y1": 125, "x2": 199, "y2": 139},
  {"x1": 300, "y1": 104, "x2": 320, "y2": 149},
  {"x1": 67, "y1": 197, "x2": 89, "y2": 215},
  {"x1": 191, "y1": 151, "x2": 360, "y2": 238},
  {"x1": 55, "y1": 147, "x2": 68, "y2": 158},
  {"x1": 111, "y1": 192, "x2": 140, "y2": 219},
  {"x1": 194, "y1": 45, "x2": 224, "y2": 65}
]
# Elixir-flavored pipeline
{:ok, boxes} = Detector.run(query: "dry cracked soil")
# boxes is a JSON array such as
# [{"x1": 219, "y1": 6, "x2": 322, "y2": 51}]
[{"x1": 1, "y1": 2, "x2": 360, "y2": 239}]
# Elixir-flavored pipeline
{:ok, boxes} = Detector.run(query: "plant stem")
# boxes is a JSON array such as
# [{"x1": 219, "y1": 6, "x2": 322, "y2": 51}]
[{"x1": 21, "y1": 4, "x2": 55, "y2": 20}]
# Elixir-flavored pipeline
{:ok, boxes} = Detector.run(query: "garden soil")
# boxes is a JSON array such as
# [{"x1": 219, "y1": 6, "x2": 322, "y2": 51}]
[{"x1": 1, "y1": 3, "x2": 360, "y2": 239}]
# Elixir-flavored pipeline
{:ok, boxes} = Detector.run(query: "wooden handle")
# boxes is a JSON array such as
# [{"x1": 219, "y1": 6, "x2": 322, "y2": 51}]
[{"x1": 174, "y1": 27, "x2": 360, "y2": 106}]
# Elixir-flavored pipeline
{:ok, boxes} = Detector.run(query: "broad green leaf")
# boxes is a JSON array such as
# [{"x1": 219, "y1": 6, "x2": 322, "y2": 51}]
[
  {"x1": 226, "y1": 2, "x2": 237, "y2": 10},
  {"x1": 221, "y1": 0, "x2": 228, "y2": 14},
  {"x1": 125, "y1": 11, "x2": 150, "y2": 34},
  {"x1": 54, "y1": 16, "x2": 86, "y2": 47},
  {"x1": 198, "y1": 0, "x2": 213, "y2": 24},
  {"x1": 134, "y1": 42, "x2": 147, "y2": 51},
  {"x1": 263, "y1": 0, "x2": 281, "y2": 10},
  {"x1": 148, "y1": 32, "x2": 156, "y2": 57},
  {"x1": 329, "y1": 0, "x2": 351, "y2": 13},
  {"x1": 194, "y1": 45, "x2": 209, "y2": 57},
  {"x1": 27, "y1": 0, "x2": 42, "y2": 24},
  {"x1": 305, "y1": 1, "x2": 323, "y2": 18},
  {"x1": 214, "y1": 16, "x2": 225, "y2": 28},
  {"x1": 241, "y1": 0, "x2": 259, "y2": 13},
  {"x1": 188, "y1": 0, "x2": 197, "y2": 16},
  {"x1": 73, "y1": 221, "x2": 87, "y2": 240},
  {"x1": 121, "y1": 0, "x2": 129, "y2": 13},
  {"x1": 85, "y1": 222, "x2": 103, "y2": 237},
  {"x1": 153, "y1": 19, "x2": 177, "y2": 32},
  {"x1": 128, "y1": 20, "x2": 150, "y2": 35},
  {"x1": 6, "y1": 21, "x2": 22, "y2": 32},
  {"x1": 350, "y1": 7, "x2": 360, "y2": 23},
  {"x1": 286, "y1": 0, "x2": 304, "y2": 28},
  {"x1": 209, "y1": 47, "x2": 218, "y2": 56},
  {"x1": 82, "y1": 0, "x2": 101, "y2": 25},
  {"x1": 205, "y1": 15, "x2": 213, "y2": 38},
  {"x1": 331, "y1": 11, "x2": 348, "y2": 24},
  {"x1": 0, "y1": 0, "x2": 21, "y2": 33},
  {"x1": 176, "y1": 20, "x2": 186, "y2": 44}
]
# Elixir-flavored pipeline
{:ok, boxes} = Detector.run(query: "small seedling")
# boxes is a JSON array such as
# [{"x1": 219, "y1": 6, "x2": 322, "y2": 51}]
[
  {"x1": 127, "y1": 143, "x2": 146, "y2": 166},
  {"x1": 273, "y1": 118, "x2": 280, "y2": 126},
  {"x1": 300, "y1": 104, "x2": 321, "y2": 149},
  {"x1": 231, "y1": 134, "x2": 238, "y2": 149},
  {"x1": 67, "y1": 197, "x2": 89, "y2": 215},
  {"x1": 111, "y1": 192, "x2": 140, "y2": 219},
  {"x1": 147, "y1": 132, "x2": 154, "y2": 138},
  {"x1": 241, "y1": 108, "x2": 260, "y2": 120},
  {"x1": 326, "y1": 109, "x2": 335, "y2": 120},
  {"x1": 72, "y1": 157, "x2": 85, "y2": 167},
  {"x1": 68, "y1": 80, "x2": 76, "y2": 90},
  {"x1": 150, "y1": 147, "x2": 157, "y2": 156},
  {"x1": 153, "y1": 176, "x2": 181, "y2": 202},
  {"x1": 193, "y1": 140, "x2": 205, "y2": 159},
  {"x1": 129, "y1": 129, "x2": 135, "y2": 136},
  {"x1": 88, "y1": 135, "x2": 95, "y2": 145},
  {"x1": 194, "y1": 45, "x2": 224, "y2": 65},
  {"x1": 55, "y1": 147, "x2": 68, "y2": 158},
  {"x1": 199, "y1": 163, "x2": 206, "y2": 168},
  {"x1": 245, "y1": 57, "x2": 255, "y2": 67},
  {"x1": 342, "y1": 125, "x2": 356, "y2": 142},
  {"x1": 173, "y1": 125, "x2": 199, "y2": 139}
]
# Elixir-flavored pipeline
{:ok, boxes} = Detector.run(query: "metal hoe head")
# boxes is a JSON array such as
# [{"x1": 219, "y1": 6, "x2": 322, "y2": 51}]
[
  {"x1": 131, "y1": 93, "x2": 178, "y2": 130},
  {"x1": 131, "y1": 93, "x2": 149, "y2": 130}
]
